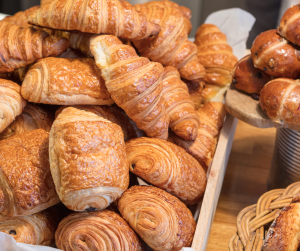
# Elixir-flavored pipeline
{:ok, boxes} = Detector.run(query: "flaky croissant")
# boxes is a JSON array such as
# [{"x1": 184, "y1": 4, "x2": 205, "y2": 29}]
[
  {"x1": 0, "y1": 207, "x2": 61, "y2": 246},
  {"x1": 21, "y1": 57, "x2": 113, "y2": 105},
  {"x1": 90, "y1": 35, "x2": 169, "y2": 140},
  {"x1": 0, "y1": 21, "x2": 70, "y2": 73},
  {"x1": 133, "y1": 1, "x2": 206, "y2": 82},
  {"x1": 3, "y1": 6, "x2": 38, "y2": 28},
  {"x1": 118, "y1": 186, "x2": 196, "y2": 251},
  {"x1": 27, "y1": 0, "x2": 160, "y2": 40},
  {"x1": 56, "y1": 210, "x2": 145, "y2": 251},
  {"x1": 162, "y1": 66, "x2": 199, "y2": 140},
  {"x1": 126, "y1": 137, "x2": 207, "y2": 205},
  {"x1": 0, "y1": 103, "x2": 54, "y2": 140},
  {"x1": 0, "y1": 79, "x2": 27, "y2": 133},
  {"x1": 169, "y1": 102, "x2": 226, "y2": 171},
  {"x1": 195, "y1": 24, "x2": 237, "y2": 86},
  {"x1": 183, "y1": 79, "x2": 204, "y2": 110},
  {"x1": 49, "y1": 107, "x2": 129, "y2": 211}
]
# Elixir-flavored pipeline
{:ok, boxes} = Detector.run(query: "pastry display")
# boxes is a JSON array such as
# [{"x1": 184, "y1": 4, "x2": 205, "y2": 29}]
[
  {"x1": 118, "y1": 185, "x2": 196, "y2": 251},
  {"x1": 55, "y1": 210, "x2": 145, "y2": 251},
  {"x1": 0, "y1": 129, "x2": 59, "y2": 216},
  {"x1": 49, "y1": 107, "x2": 129, "y2": 211}
]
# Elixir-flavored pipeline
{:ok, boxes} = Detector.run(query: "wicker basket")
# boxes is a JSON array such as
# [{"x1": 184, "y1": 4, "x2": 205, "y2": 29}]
[{"x1": 228, "y1": 181, "x2": 300, "y2": 251}]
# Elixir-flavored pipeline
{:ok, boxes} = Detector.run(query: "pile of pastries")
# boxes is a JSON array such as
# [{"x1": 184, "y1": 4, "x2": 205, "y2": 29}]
[
  {"x1": 0, "y1": 0, "x2": 231, "y2": 250},
  {"x1": 232, "y1": 3, "x2": 300, "y2": 126}
]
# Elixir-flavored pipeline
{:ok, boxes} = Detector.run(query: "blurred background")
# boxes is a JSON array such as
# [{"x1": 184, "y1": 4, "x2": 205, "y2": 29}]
[{"x1": 0, "y1": 0, "x2": 298, "y2": 48}]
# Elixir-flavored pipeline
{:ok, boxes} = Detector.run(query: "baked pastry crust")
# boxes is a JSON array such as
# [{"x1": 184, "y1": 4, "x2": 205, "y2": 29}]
[
  {"x1": 183, "y1": 79, "x2": 204, "y2": 110},
  {"x1": 2, "y1": 6, "x2": 39, "y2": 28}
]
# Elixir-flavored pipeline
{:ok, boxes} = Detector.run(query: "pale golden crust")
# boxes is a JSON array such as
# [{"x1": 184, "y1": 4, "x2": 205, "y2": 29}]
[
  {"x1": 27, "y1": 0, "x2": 160, "y2": 40},
  {"x1": 126, "y1": 137, "x2": 206, "y2": 205},
  {"x1": 0, "y1": 129, "x2": 59, "y2": 216},
  {"x1": 56, "y1": 210, "x2": 145, "y2": 251},
  {"x1": 90, "y1": 35, "x2": 169, "y2": 140},
  {"x1": 21, "y1": 57, "x2": 113, "y2": 105},
  {"x1": 118, "y1": 186, "x2": 196, "y2": 251},
  {"x1": 201, "y1": 84, "x2": 223, "y2": 103},
  {"x1": 49, "y1": 107, "x2": 129, "y2": 211}
]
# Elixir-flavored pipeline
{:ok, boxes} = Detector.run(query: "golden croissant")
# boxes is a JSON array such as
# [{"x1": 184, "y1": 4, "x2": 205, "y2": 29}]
[
  {"x1": 21, "y1": 57, "x2": 113, "y2": 105},
  {"x1": 3, "y1": 6, "x2": 38, "y2": 28},
  {"x1": 133, "y1": 1, "x2": 206, "y2": 82},
  {"x1": 49, "y1": 107, "x2": 129, "y2": 211},
  {"x1": 0, "y1": 207, "x2": 61, "y2": 246},
  {"x1": 0, "y1": 21, "x2": 70, "y2": 73},
  {"x1": 90, "y1": 35, "x2": 169, "y2": 140},
  {"x1": 162, "y1": 66, "x2": 199, "y2": 140},
  {"x1": 56, "y1": 210, "x2": 145, "y2": 251},
  {"x1": 27, "y1": 0, "x2": 160, "y2": 40},
  {"x1": 169, "y1": 102, "x2": 226, "y2": 171},
  {"x1": 195, "y1": 24, "x2": 237, "y2": 86},
  {"x1": 183, "y1": 79, "x2": 205, "y2": 110},
  {"x1": 0, "y1": 103, "x2": 54, "y2": 140},
  {"x1": 126, "y1": 137, "x2": 207, "y2": 205},
  {"x1": 118, "y1": 186, "x2": 196, "y2": 251},
  {"x1": 0, "y1": 79, "x2": 27, "y2": 133}
]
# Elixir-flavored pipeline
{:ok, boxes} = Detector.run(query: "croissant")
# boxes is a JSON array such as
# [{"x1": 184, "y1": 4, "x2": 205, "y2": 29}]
[
  {"x1": 21, "y1": 57, "x2": 113, "y2": 105},
  {"x1": 118, "y1": 186, "x2": 196, "y2": 251},
  {"x1": 278, "y1": 4, "x2": 300, "y2": 46},
  {"x1": 0, "y1": 207, "x2": 61, "y2": 246},
  {"x1": 55, "y1": 105, "x2": 145, "y2": 142},
  {"x1": 169, "y1": 102, "x2": 226, "y2": 171},
  {"x1": 251, "y1": 29, "x2": 300, "y2": 79},
  {"x1": 0, "y1": 21, "x2": 70, "y2": 73},
  {"x1": 90, "y1": 35, "x2": 169, "y2": 140},
  {"x1": 195, "y1": 24, "x2": 238, "y2": 86},
  {"x1": 232, "y1": 54, "x2": 272, "y2": 95},
  {"x1": 162, "y1": 66, "x2": 199, "y2": 140},
  {"x1": 0, "y1": 103, "x2": 54, "y2": 140},
  {"x1": 49, "y1": 107, "x2": 129, "y2": 211},
  {"x1": 56, "y1": 210, "x2": 145, "y2": 251},
  {"x1": 183, "y1": 79, "x2": 204, "y2": 110},
  {"x1": 133, "y1": 1, "x2": 206, "y2": 82},
  {"x1": 259, "y1": 78, "x2": 300, "y2": 125},
  {"x1": 2, "y1": 6, "x2": 38, "y2": 28},
  {"x1": 126, "y1": 137, "x2": 207, "y2": 205},
  {"x1": 0, "y1": 129, "x2": 59, "y2": 216},
  {"x1": 27, "y1": 0, "x2": 160, "y2": 40},
  {"x1": 0, "y1": 79, "x2": 27, "y2": 133}
]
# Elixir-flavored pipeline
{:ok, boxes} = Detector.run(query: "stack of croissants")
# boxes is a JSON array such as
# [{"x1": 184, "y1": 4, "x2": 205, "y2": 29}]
[
  {"x1": 232, "y1": 3, "x2": 300, "y2": 126},
  {"x1": 0, "y1": 0, "x2": 234, "y2": 250}
]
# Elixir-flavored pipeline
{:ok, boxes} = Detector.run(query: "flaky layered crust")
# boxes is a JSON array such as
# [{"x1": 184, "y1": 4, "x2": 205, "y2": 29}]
[
  {"x1": 49, "y1": 107, "x2": 129, "y2": 211},
  {"x1": 55, "y1": 210, "x2": 145, "y2": 251},
  {"x1": 118, "y1": 186, "x2": 196, "y2": 251},
  {"x1": 0, "y1": 129, "x2": 59, "y2": 216},
  {"x1": 90, "y1": 35, "x2": 169, "y2": 140},
  {"x1": 21, "y1": 57, "x2": 113, "y2": 105},
  {"x1": 27, "y1": 0, "x2": 160, "y2": 40}
]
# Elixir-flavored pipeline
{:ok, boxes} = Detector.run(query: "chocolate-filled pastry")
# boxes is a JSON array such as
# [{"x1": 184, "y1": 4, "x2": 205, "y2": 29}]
[
  {"x1": 251, "y1": 29, "x2": 300, "y2": 78},
  {"x1": 260, "y1": 78, "x2": 300, "y2": 125},
  {"x1": 0, "y1": 206, "x2": 61, "y2": 246},
  {"x1": 55, "y1": 210, "x2": 145, "y2": 251},
  {"x1": 232, "y1": 55, "x2": 272, "y2": 94},
  {"x1": 49, "y1": 107, "x2": 129, "y2": 211},
  {"x1": 0, "y1": 129, "x2": 59, "y2": 216},
  {"x1": 0, "y1": 79, "x2": 27, "y2": 133},
  {"x1": 126, "y1": 137, "x2": 206, "y2": 205},
  {"x1": 118, "y1": 186, "x2": 196, "y2": 251},
  {"x1": 21, "y1": 57, "x2": 113, "y2": 105},
  {"x1": 0, "y1": 103, "x2": 54, "y2": 140},
  {"x1": 183, "y1": 79, "x2": 204, "y2": 109}
]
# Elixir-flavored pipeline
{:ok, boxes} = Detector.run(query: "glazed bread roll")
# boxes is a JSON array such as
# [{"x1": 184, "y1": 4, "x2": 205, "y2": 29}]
[
  {"x1": 251, "y1": 29, "x2": 300, "y2": 79},
  {"x1": 55, "y1": 105, "x2": 145, "y2": 142},
  {"x1": 55, "y1": 210, "x2": 145, "y2": 251},
  {"x1": 0, "y1": 79, "x2": 27, "y2": 133},
  {"x1": 49, "y1": 107, "x2": 129, "y2": 211},
  {"x1": 118, "y1": 186, "x2": 196, "y2": 251},
  {"x1": 126, "y1": 137, "x2": 206, "y2": 205},
  {"x1": 0, "y1": 129, "x2": 59, "y2": 216},
  {"x1": 260, "y1": 78, "x2": 300, "y2": 125},
  {"x1": 21, "y1": 57, "x2": 113, "y2": 105},
  {"x1": 0, "y1": 103, "x2": 54, "y2": 140},
  {"x1": 0, "y1": 207, "x2": 60, "y2": 246}
]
